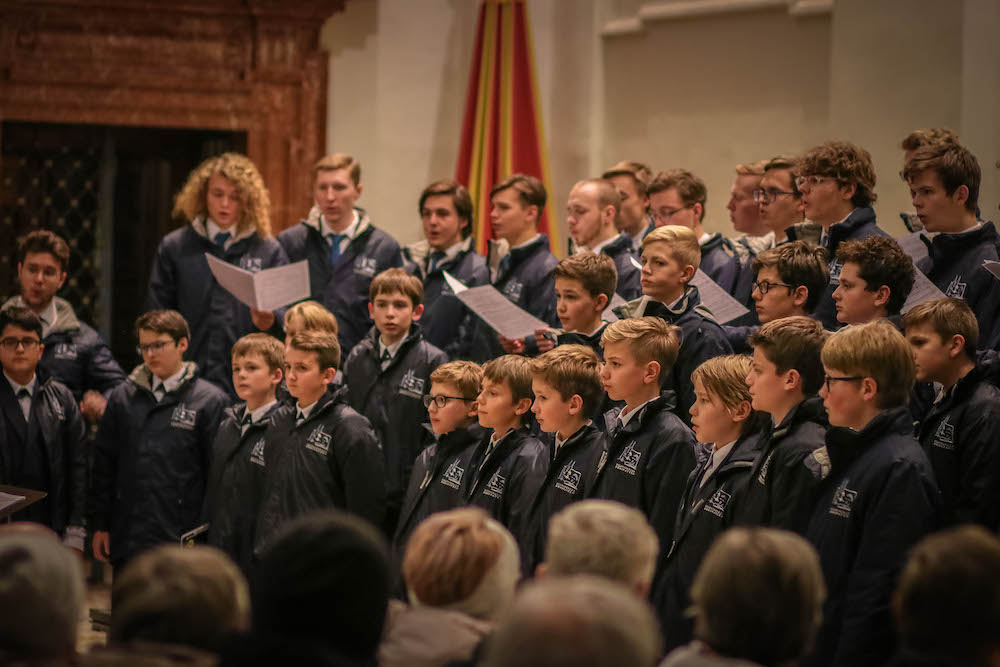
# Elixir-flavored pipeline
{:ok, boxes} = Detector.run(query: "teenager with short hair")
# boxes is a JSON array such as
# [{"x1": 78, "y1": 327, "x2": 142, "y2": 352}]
[
  {"x1": 728, "y1": 160, "x2": 773, "y2": 311},
  {"x1": 833, "y1": 236, "x2": 916, "y2": 326},
  {"x1": 757, "y1": 155, "x2": 813, "y2": 246},
  {"x1": 602, "y1": 160, "x2": 655, "y2": 252},
  {"x1": 566, "y1": 178, "x2": 641, "y2": 300},
  {"x1": 284, "y1": 300, "x2": 338, "y2": 339},
  {"x1": 534, "y1": 252, "x2": 617, "y2": 357}
]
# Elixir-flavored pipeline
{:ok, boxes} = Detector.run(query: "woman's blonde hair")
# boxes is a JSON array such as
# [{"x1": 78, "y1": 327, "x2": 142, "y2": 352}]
[{"x1": 173, "y1": 152, "x2": 273, "y2": 239}]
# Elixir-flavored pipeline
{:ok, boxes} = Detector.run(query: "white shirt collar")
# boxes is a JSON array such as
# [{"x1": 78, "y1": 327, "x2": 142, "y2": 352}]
[
  {"x1": 698, "y1": 232, "x2": 712, "y2": 246},
  {"x1": 247, "y1": 400, "x2": 278, "y2": 424},
  {"x1": 37, "y1": 300, "x2": 58, "y2": 338},
  {"x1": 379, "y1": 334, "x2": 408, "y2": 360},
  {"x1": 297, "y1": 399, "x2": 319, "y2": 422},
  {"x1": 152, "y1": 365, "x2": 186, "y2": 394},
  {"x1": 699, "y1": 440, "x2": 737, "y2": 487},
  {"x1": 323, "y1": 209, "x2": 361, "y2": 240},
  {"x1": 587, "y1": 233, "x2": 621, "y2": 256},
  {"x1": 430, "y1": 238, "x2": 467, "y2": 264},
  {"x1": 205, "y1": 218, "x2": 237, "y2": 248},
  {"x1": 618, "y1": 397, "x2": 657, "y2": 429},
  {"x1": 4, "y1": 369, "x2": 36, "y2": 396}
]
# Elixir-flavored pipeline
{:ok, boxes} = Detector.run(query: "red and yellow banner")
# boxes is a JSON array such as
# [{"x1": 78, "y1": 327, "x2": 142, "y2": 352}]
[{"x1": 456, "y1": 0, "x2": 559, "y2": 257}]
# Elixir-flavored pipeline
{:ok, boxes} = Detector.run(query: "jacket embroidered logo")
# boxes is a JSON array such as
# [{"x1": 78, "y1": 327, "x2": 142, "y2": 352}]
[
  {"x1": 615, "y1": 443, "x2": 641, "y2": 476},
  {"x1": 829, "y1": 481, "x2": 858, "y2": 518},
  {"x1": 828, "y1": 259, "x2": 843, "y2": 283},
  {"x1": 945, "y1": 275, "x2": 967, "y2": 299},
  {"x1": 484, "y1": 470, "x2": 506, "y2": 499},
  {"x1": 354, "y1": 257, "x2": 378, "y2": 278},
  {"x1": 250, "y1": 439, "x2": 266, "y2": 467},
  {"x1": 704, "y1": 489, "x2": 732, "y2": 518},
  {"x1": 757, "y1": 451, "x2": 774, "y2": 485},
  {"x1": 932, "y1": 418, "x2": 955, "y2": 451},
  {"x1": 51, "y1": 396, "x2": 65, "y2": 421},
  {"x1": 398, "y1": 370, "x2": 425, "y2": 398},
  {"x1": 239, "y1": 256, "x2": 263, "y2": 272},
  {"x1": 54, "y1": 343, "x2": 78, "y2": 360},
  {"x1": 502, "y1": 280, "x2": 524, "y2": 301},
  {"x1": 171, "y1": 404, "x2": 197, "y2": 430},
  {"x1": 305, "y1": 426, "x2": 331, "y2": 456},
  {"x1": 442, "y1": 458, "x2": 465, "y2": 489},
  {"x1": 555, "y1": 460, "x2": 582, "y2": 495}
]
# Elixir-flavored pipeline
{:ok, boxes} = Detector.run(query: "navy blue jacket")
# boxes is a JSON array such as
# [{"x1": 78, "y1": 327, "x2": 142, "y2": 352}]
[
  {"x1": 699, "y1": 233, "x2": 741, "y2": 295},
  {"x1": 915, "y1": 364, "x2": 1000, "y2": 528},
  {"x1": 203, "y1": 401, "x2": 291, "y2": 575},
  {"x1": 515, "y1": 423, "x2": 607, "y2": 575},
  {"x1": 653, "y1": 430, "x2": 764, "y2": 651},
  {"x1": 917, "y1": 221, "x2": 1000, "y2": 350},
  {"x1": 487, "y1": 234, "x2": 560, "y2": 355},
  {"x1": 731, "y1": 396, "x2": 828, "y2": 533},
  {"x1": 145, "y1": 222, "x2": 288, "y2": 395},
  {"x1": 90, "y1": 362, "x2": 229, "y2": 566},
  {"x1": 277, "y1": 207, "x2": 403, "y2": 358},
  {"x1": 0, "y1": 369, "x2": 87, "y2": 534},
  {"x1": 591, "y1": 392, "x2": 697, "y2": 547},
  {"x1": 401, "y1": 237, "x2": 492, "y2": 362},
  {"x1": 814, "y1": 207, "x2": 890, "y2": 330},
  {"x1": 615, "y1": 289, "x2": 734, "y2": 426},
  {"x1": 3, "y1": 297, "x2": 125, "y2": 402},
  {"x1": 722, "y1": 324, "x2": 757, "y2": 356},
  {"x1": 803, "y1": 407, "x2": 940, "y2": 667},
  {"x1": 463, "y1": 426, "x2": 548, "y2": 531},
  {"x1": 254, "y1": 386, "x2": 386, "y2": 556},
  {"x1": 600, "y1": 234, "x2": 643, "y2": 301}
]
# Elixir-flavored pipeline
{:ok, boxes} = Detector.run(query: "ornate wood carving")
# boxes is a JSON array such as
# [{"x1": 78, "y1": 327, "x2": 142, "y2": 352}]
[{"x1": 0, "y1": 0, "x2": 344, "y2": 232}]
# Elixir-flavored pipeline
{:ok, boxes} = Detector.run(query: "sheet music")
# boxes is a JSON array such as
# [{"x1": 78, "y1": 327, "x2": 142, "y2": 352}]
[
  {"x1": 205, "y1": 254, "x2": 310, "y2": 311},
  {"x1": 984, "y1": 260, "x2": 1000, "y2": 281},
  {"x1": 690, "y1": 270, "x2": 749, "y2": 324},
  {"x1": 443, "y1": 271, "x2": 550, "y2": 338},
  {"x1": 901, "y1": 269, "x2": 947, "y2": 313},
  {"x1": 0, "y1": 492, "x2": 25, "y2": 512},
  {"x1": 603, "y1": 293, "x2": 627, "y2": 322},
  {"x1": 898, "y1": 232, "x2": 929, "y2": 264}
]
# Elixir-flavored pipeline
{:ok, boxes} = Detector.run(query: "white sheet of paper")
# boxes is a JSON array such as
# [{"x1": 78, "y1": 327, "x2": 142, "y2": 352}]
[
  {"x1": 0, "y1": 491, "x2": 25, "y2": 512},
  {"x1": 630, "y1": 255, "x2": 642, "y2": 270},
  {"x1": 898, "y1": 232, "x2": 929, "y2": 264},
  {"x1": 444, "y1": 271, "x2": 549, "y2": 338},
  {"x1": 901, "y1": 269, "x2": 947, "y2": 313},
  {"x1": 205, "y1": 254, "x2": 310, "y2": 311},
  {"x1": 603, "y1": 293, "x2": 627, "y2": 322},
  {"x1": 984, "y1": 260, "x2": 1000, "y2": 281},
  {"x1": 690, "y1": 270, "x2": 749, "y2": 324}
]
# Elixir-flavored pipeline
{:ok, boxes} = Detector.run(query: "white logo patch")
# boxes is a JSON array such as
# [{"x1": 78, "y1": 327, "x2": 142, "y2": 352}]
[
  {"x1": 170, "y1": 404, "x2": 197, "y2": 430},
  {"x1": 932, "y1": 418, "x2": 955, "y2": 451},
  {"x1": 239, "y1": 256, "x2": 263, "y2": 272},
  {"x1": 305, "y1": 426, "x2": 331, "y2": 456},
  {"x1": 484, "y1": 469, "x2": 506, "y2": 499},
  {"x1": 354, "y1": 257, "x2": 378, "y2": 278},
  {"x1": 555, "y1": 460, "x2": 582, "y2": 495},
  {"x1": 828, "y1": 259, "x2": 843, "y2": 284},
  {"x1": 51, "y1": 398, "x2": 65, "y2": 421},
  {"x1": 441, "y1": 458, "x2": 465, "y2": 489},
  {"x1": 757, "y1": 451, "x2": 774, "y2": 485},
  {"x1": 614, "y1": 443, "x2": 641, "y2": 476},
  {"x1": 829, "y1": 481, "x2": 858, "y2": 518},
  {"x1": 945, "y1": 275, "x2": 967, "y2": 299},
  {"x1": 53, "y1": 343, "x2": 78, "y2": 360},
  {"x1": 250, "y1": 439, "x2": 266, "y2": 467},
  {"x1": 703, "y1": 488, "x2": 732, "y2": 518},
  {"x1": 398, "y1": 370, "x2": 426, "y2": 399},
  {"x1": 502, "y1": 279, "x2": 524, "y2": 302}
]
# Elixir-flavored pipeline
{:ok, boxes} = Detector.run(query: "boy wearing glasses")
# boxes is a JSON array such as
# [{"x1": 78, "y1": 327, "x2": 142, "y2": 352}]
[
  {"x1": 755, "y1": 156, "x2": 816, "y2": 247},
  {"x1": 343, "y1": 268, "x2": 447, "y2": 535},
  {"x1": 0, "y1": 306, "x2": 86, "y2": 547},
  {"x1": 395, "y1": 360, "x2": 486, "y2": 557},
  {"x1": 795, "y1": 141, "x2": 890, "y2": 331},
  {"x1": 804, "y1": 320, "x2": 939, "y2": 666},
  {"x1": 90, "y1": 309, "x2": 228, "y2": 569}
]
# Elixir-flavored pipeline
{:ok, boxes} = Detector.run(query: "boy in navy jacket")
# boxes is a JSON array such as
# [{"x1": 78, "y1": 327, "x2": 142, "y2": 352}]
[
  {"x1": 615, "y1": 225, "x2": 733, "y2": 425},
  {"x1": 0, "y1": 307, "x2": 87, "y2": 548},
  {"x1": 736, "y1": 316, "x2": 829, "y2": 532},
  {"x1": 803, "y1": 320, "x2": 939, "y2": 667},
  {"x1": 602, "y1": 160, "x2": 655, "y2": 253},
  {"x1": 278, "y1": 153, "x2": 402, "y2": 358},
  {"x1": 90, "y1": 310, "x2": 229, "y2": 568},
  {"x1": 593, "y1": 317, "x2": 697, "y2": 548},
  {"x1": 343, "y1": 268, "x2": 448, "y2": 535},
  {"x1": 145, "y1": 153, "x2": 288, "y2": 395},
  {"x1": 533, "y1": 253, "x2": 616, "y2": 359},
  {"x1": 832, "y1": 236, "x2": 915, "y2": 327},
  {"x1": 203, "y1": 333, "x2": 290, "y2": 575},
  {"x1": 904, "y1": 298, "x2": 1000, "y2": 528},
  {"x1": 402, "y1": 178, "x2": 491, "y2": 362}
]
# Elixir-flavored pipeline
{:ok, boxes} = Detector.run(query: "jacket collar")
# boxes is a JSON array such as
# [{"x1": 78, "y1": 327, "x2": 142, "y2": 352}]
[
  {"x1": 603, "y1": 390, "x2": 677, "y2": 436},
  {"x1": 772, "y1": 395, "x2": 827, "y2": 439},
  {"x1": 363, "y1": 323, "x2": 425, "y2": 363},
  {"x1": 302, "y1": 205, "x2": 372, "y2": 240},
  {"x1": 294, "y1": 384, "x2": 347, "y2": 428},
  {"x1": 824, "y1": 405, "x2": 912, "y2": 472},
  {"x1": 700, "y1": 232, "x2": 726, "y2": 252},
  {"x1": 598, "y1": 233, "x2": 632, "y2": 257},
  {"x1": 191, "y1": 215, "x2": 257, "y2": 245},
  {"x1": 487, "y1": 234, "x2": 550, "y2": 278},
  {"x1": 404, "y1": 236, "x2": 474, "y2": 274},
  {"x1": 4, "y1": 296, "x2": 82, "y2": 336},
  {"x1": 437, "y1": 422, "x2": 488, "y2": 457},
  {"x1": 615, "y1": 286, "x2": 702, "y2": 322},
  {"x1": 928, "y1": 220, "x2": 998, "y2": 260},
  {"x1": 826, "y1": 207, "x2": 877, "y2": 248},
  {"x1": 128, "y1": 361, "x2": 198, "y2": 394}
]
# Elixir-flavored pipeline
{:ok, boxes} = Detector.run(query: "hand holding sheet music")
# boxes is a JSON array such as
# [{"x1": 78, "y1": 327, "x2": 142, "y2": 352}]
[
  {"x1": 444, "y1": 272, "x2": 550, "y2": 339},
  {"x1": 205, "y1": 254, "x2": 311, "y2": 311}
]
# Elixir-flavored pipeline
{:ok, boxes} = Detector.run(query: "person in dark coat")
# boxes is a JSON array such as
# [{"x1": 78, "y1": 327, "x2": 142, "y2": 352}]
[
  {"x1": 254, "y1": 330, "x2": 385, "y2": 557},
  {"x1": 6, "y1": 230, "x2": 125, "y2": 421},
  {"x1": 615, "y1": 225, "x2": 733, "y2": 426},
  {"x1": 736, "y1": 316, "x2": 829, "y2": 533},
  {"x1": 602, "y1": 160, "x2": 655, "y2": 254},
  {"x1": 803, "y1": 320, "x2": 940, "y2": 667},
  {"x1": 796, "y1": 141, "x2": 891, "y2": 331},
  {"x1": 0, "y1": 307, "x2": 87, "y2": 547},
  {"x1": 277, "y1": 153, "x2": 403, "y2": 359},
  {"x1": 903, "y1": 142, "x2": 1000, "y2": 350},
  {"x1": 516, "y1": 346, "x2": 608, "y2": 575},
  {"x1": 726, "y1": 160, "x2": 774, "y2": 314},
  {"x1": 402, "y1": 178, "x2": 491, "y2": 362},
  {"x1": 831, "y1": 236, "x2": 916, "y2": 326},
  {"x1": 651, "y1": 354, "x2": 767, "y2": 652},
  {"x1": 342, "y1": 269, "x2": 448, "y2": 536},
  {"x1": 903, "y1": 298, "x2": 1000, "y2": 528},
  {"x1": 532, "y1": 253, "x2": 616, "y2": 362},
  {"x1": 757, "y1": 155, "x2": 808, "y2": 246},
  {"x1": 145, "y1": 153, "x2": 288, "y2": 396},
  {"x1": 203, "y1": 334, "x2": 290, "y2": 576},
  {"x1": 90, "y1": 310, "x2": 229, "y2": 569},
  {"x1": 593, "y1": 317, "x2": 697, "y2": 548}
]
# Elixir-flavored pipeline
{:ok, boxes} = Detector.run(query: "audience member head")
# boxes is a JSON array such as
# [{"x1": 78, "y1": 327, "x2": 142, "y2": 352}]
[
  {"x1": 690, "y1": 355, "x2": 764, "y2": 445},
  {"x1": 903, "y1": 297, "x2": 978, "y2": 387},
  {"x1": 553, "y1": 253, "x2": 616, "y2": 334},
  {"x1": 751, "y1": 241, "x2": 829, "y2": 322},
  {"x1": 135, "y1": 309, "x2": 190, "y2": 381},
  {"x1": 530, "y1": 345, "x2": 604, "y2": 439},
  {"x1": 0, "y1": 527, "x2": 84, "y2": 662},
  {"x1": 0, "y1": 306, "x2": 44, "y2": 384},
  {"x1": 286, "y1": 330, "x2": 340, "y2": 405},
  {"x1": 747, "y1": 316, "x2": 828, "y2": 425},
  {"x1": 602, "y1": 160, "x2": 653, "y2": 238},
  {"x1": 174, "y1": 152, "x2": 272, "y2": 238},
  {"x1": 567, "y1": 178, "x2": 621, "y2": 250},
  {"x1": 687, "y1": 527, "x2": 826, "y2": 667},
  {"x1": 490, "y1": 174, "x2": 547, "y2": 246},
  {"x1": 313, "y1": 152, "x2": 362, "y2": 231},
  {"x1": 728, "y1": 160, "x2": 768, "y2": 237},
  {"x1": 893, "y1": 525, "x2": 1000, "y2": 667},
  {"x1": 479, "y1": 355, "x2": 534, "y2": 434},
  {"x1": 820, "y1": 320, "x2": 915, "y2": 430},
  {"x1": 640, "y1": 225, "x2": 700, "y2": 304},
  {"x1": 903, "y1": 142, "x2": 981, "y2": 234},
  {"x1": 482, "y1": 575, "x2": 663, "y2": 667},
  {"x1": 420, "y1": 178, "x2": 474, "y2": 249},
  {"x1": 368, "y1": 268, "x2": 424, "y2": 345},
  {"x1": 900, "y1": 127, "x2": 959, "y2": 163},
  {"x1": 541, "y1": 500, "x2": 659, "y2": 597},
  {"x1": 16, "y1": 230, "x2": 69, "y2": 312},
  {"x1": 600, "y1": 317, "x2": 680, "y2": 405},
  {"x1": 833, "y1": 236, "x2": 915, "y2": 323},
  {"x1": 403, "y1": 508, "x2": 520, "y2": 622},
  {"x1": 231, "y1": 333, "x2": 284, "y2": 408},
  {"x1": 648, "y1": 169, "x2": 708, "y2": 233},
  {"x1": 427, "y1": 361, "x2": 482, "y2": 435},
  {"x1": 796, "y1": 141, "x2": 877, "y2": 227},
  {"x1": 253, "y1": 510, "x2": 391, "y2": 661},
  {"x1": 283, "y1": 300, "x2": 338, "y2": 339},
  {"x1": 758, "y1": 155, "x2": 805, "y2": 240},
  {"x1": 111, "y1": 545, "x2": 249, "y2": 652}
]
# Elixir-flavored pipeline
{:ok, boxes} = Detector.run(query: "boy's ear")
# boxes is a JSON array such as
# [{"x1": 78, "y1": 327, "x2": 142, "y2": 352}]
[
  {"x1": 644, "y1": 360, "x2": 661, "y2": 386},
  {"x1": 947, "y1": 334, "x2": 966, "y2": 359},
  {"x1": 691, "y1": 203, "x2": 703, "y2": 222},
  {"x1": 731, "y1": 399, "x2": 752, "y2": 422},
  {"x1": 594, "y1": 293, "x2": 609, "y2": 311},
  {"x1": 271, "y1": 366, "x2": 284, "y2": 386},
  {"x1": 412, "y1": 303, "x2": 424, "y2": 322},
  {"x1": 784, "y1": 368, "x2": 802, "y2": 393},
  {"x1": 568, "y1": 394, "x2": 584, "y2": 416},
  {"x1": 466, "y1": 400, "x2": 479, "y2": 418},
  {"x1": 679, "y1": 264, "x2": 696, "y2": 284},
  {"x1": 873, "y1": 285, "x2": 891, "y2": 309},
  {"x1": 791, "y1": 286, "x2": 809, "y2": 308},
  {"x1": 513, "y1": 397, "x2": 533, "y2": 416},
  {"x1": 177, "y1": 338, "x2": 189, "y2": 354},
  {"x1": 367, "y1": 302, "x2": 375, "y2": 319},
  {"x1": 321, "y1": 366, "x2": 337, "y2": 385},
  {"x1": 860, "y1": 376, "x2": 879, "y2": 403},
  {"x1": 838, "y1": 181, "x2": 857, "y2": 203}
]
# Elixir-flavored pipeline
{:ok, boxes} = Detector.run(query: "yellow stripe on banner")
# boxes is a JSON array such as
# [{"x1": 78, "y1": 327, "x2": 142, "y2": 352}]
[
  {"x1": 470, "y1": 3, "x2": 499, "y2": 245},
  {"x1": 498, "y1": 2, "x2": 514, "y2": 178}
]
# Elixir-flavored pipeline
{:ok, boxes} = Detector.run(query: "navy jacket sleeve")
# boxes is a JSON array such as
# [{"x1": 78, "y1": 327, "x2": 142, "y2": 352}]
[
  {"x1": 768, "y1": 448, "x2": 825, "y2": 534},
  {"x1": 80, "y1": 328, "x2": 126, "y2": 397},
  {"x1": 62, "y1": 389, "x2": 89, "y2": 528},
  {"x1": 144, "y1": 239, "x2": 178, "y2": 312},
  {"x1": 90, "y1": 389, "x2": 123, "y2": 532},
  {"x1": 673, "y1": 326, "x2": 733, "y2": 423},
  {"x1": 646, "y1": 432, "x2": 697, "y2": 546},
  {"x1": 502, "y1": 445, "x2": 548, "y2": 529},
  {"x1": 954, "y1": 401, "x2": 1000, "y2": 526},
  {"x1": 335, "y1": 412, "x2": 387, "y2": 529}
]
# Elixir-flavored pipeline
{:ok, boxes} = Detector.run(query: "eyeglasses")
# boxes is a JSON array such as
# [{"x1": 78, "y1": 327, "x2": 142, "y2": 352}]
[
  {"x1": 794, "y1": 175, "x2": 837, "y2": 190},
  {"x1": 823, "y1": 375, "x2": 864, "y2": 392},
  {"x1": 752, "y1": 188, "x2": 798, "y2": 204},
  {"x1": 136, "y1": 340, "x2": 175, "y2": 355},
  {"x1": 423, "y1": 394, "x2": 474, "y2": 409},
  {"x1": 0, "y1": 337, "x2": 40, "y2": 351},
  {"x1": 752, "y1": 280, "x2": 796, "y2": 295},
  {"x1": 653, "y1": 204, "x2": 694, "y2": 221}
]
